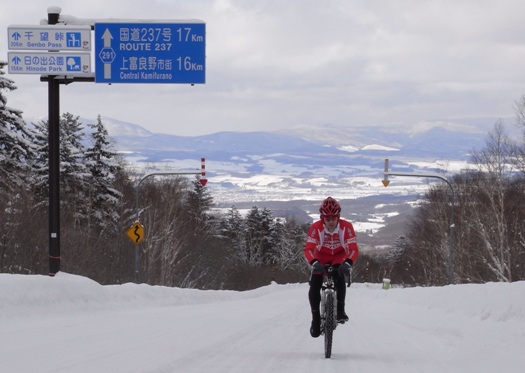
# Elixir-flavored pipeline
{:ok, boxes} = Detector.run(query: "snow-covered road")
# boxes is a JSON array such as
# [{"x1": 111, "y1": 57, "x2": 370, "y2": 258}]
[{"x1": 1, "y1": 273, "x2": 524, "y2": 372}]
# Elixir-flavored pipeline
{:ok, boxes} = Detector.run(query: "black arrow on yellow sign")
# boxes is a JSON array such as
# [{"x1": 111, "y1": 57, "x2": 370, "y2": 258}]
[{"x1": 126, "y1": 222, "x2": 144, "y2": 244}]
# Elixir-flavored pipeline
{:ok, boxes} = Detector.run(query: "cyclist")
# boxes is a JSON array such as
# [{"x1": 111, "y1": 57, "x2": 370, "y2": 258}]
[{"x1": 304, "y1": 196, "x2": 359, "y2": 338}]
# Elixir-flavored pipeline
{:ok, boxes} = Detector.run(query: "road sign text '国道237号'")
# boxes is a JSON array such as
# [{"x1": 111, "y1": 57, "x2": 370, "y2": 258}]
[{"x1": 94, "y1": 22, "x2": 205, "y2": 84}]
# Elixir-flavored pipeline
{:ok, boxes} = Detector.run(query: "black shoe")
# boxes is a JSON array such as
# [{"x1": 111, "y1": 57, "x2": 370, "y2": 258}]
[
  {"x1": 337, "y1": 304, "x2": 349, "y2": 323},
  {"x1": 337, "y1": 312, "x2": 349, "y2": 323},
  {"x1": 310, "y1": 311, "x2": 321, "y2": 338}
]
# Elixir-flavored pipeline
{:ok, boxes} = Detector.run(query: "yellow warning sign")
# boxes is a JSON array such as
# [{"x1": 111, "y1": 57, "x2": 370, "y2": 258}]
[{"x1": 126, "y1": 222, "x2": 144, "y2": 244}]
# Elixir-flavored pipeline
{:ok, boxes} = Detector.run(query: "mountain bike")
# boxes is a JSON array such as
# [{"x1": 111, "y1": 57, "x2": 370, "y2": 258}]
[{"x1": 320, "y1": 265, "x2": 351, "y2": 358}]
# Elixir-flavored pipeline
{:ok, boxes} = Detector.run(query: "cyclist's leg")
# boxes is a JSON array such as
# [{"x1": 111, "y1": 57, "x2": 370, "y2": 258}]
[
  {"x1": 308, "y1": 274, "x2": 323, "y2": 337},
  {"x1": 333, "y1": 269, "x2": 346, "y2": 304},
  {"x1": 333, "y1": 267, "x2": 349, "y2": 322},
  {"x1": 308, "y1": 273, "x2": 323, "y2": 312}
]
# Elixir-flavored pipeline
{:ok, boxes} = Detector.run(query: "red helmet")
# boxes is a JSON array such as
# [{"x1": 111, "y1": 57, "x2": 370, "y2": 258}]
[{"x1": 319, "y1": 197, "x2": 341, "y2": 216}]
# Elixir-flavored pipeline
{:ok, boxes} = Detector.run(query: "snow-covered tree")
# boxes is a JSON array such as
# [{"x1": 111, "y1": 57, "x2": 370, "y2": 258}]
[
  {"x1": 468, "y1": 122, "x2": 517, "y2": 282},
  {"x1": 185, "y1": 176, "x2": 214, "y2": 229},
  {"x1": 0, "y1": 62, "x2": 45, "y2": 274},
  {"x1": 273, "y1": 218, "x2": 308, "y2": 271},
  {"x1": 245, "y1": 206, "x2": 275, "y2": 265},
  {"x1": 0, "y1": 61, "x2": 37, "y2": 192},
  {"x1": 59, "y1": 113, "x2": 90, "y2": 197},
  {"x1": 29, "y1": 118, "x2": 51, "y2": 206},
  {"x1": 387, "y1": 235, "x2": 411, "y2": 282},
  {"x1": 405, "y1": 121, "x2": 525, "y2": 285},
  {"x1": 31, "y1": 113, "x2": 92, "y2": 223},
  {"x1": 84, "y1": 115, "x2": 122, "y2": 229},
  {"x1": 220, "y1": 206, "x2": 247, "y2": 261},
  {"x1": 403, "y1": 189, "x2": 453, "y2": 285}
]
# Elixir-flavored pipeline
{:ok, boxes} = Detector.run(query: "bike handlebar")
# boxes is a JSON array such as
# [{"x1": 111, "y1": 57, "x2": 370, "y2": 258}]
[{"x1": 313, "y1": 264, "x2": 352, "y2": 287}]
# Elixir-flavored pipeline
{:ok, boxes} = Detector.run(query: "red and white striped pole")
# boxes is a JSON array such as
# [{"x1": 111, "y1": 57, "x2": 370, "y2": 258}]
[{"x1": 199, "y1": 157, "x2": 207, "y2": 186}]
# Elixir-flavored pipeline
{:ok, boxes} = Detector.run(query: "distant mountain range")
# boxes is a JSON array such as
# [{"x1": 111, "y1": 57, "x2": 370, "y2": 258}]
[{"x1": 102, "y1": 117, "x2": 489, "y2": 164}]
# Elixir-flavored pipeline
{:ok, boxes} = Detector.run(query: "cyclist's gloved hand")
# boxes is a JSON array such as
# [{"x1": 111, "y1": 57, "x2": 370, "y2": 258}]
[
  {"x1": 338, "y1": 260, "x2": 352, "y2": 277},
  {"x1": 311, "y1": 260, "x2": 324, "y2": 274}
]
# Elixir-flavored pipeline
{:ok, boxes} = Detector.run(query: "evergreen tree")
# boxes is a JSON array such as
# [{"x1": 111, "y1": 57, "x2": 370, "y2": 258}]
[
  {"x1": 0, "y1": 62, "x2": 44, "y2": 275},
  {"x1": 30, "y1": 119, "x2": 50, "y2": 206},
  {"x1": 31, "y1": 113, "x2": 92, "y2": 221},
  {"x1": 245, "y1": 206, "x2": 262, "y2": 264},
  {"x1": 219, "y1": 206, "x2": 246, "y2": 261},
  {"x1": 84, "y1": 115, "x2": 122, "y2": 229},
  {"x1": 259, "y1": 207, "x2": 276, "y2": 264},
  {"x1": 186, "y1": 176, "x2": 214, "y2": 228},
  {"x1": 59, "y1": 113, "x2": 92, "y2": 225},
  {"x1": 388, "y1": 235, "x2": 411, "y2": 283},
  {"x1": 275, "y1": 218, "x2": 309, "y2": 271},
  {"x1": 245, "y1": 206, "x2": 275, "y2": 264},
  {"x1": 0, "y1": 61, "x2": 36, "y2": 192},
  {"x1": 59, "y1": 113, "x2": 89, "y2": 190},
  {"x1": 267, "y1": 216, "x2": 284, "y2": 265}
]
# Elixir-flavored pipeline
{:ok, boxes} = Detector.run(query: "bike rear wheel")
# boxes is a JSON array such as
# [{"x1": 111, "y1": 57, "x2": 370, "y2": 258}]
[{"x1": 324, "y1": 292, "x2": 335, "y2": 358}]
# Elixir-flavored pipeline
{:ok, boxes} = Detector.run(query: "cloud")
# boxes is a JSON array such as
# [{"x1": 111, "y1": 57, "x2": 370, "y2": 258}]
[{"x1": 2, "y1": 0, "x2": 525, "y2": 136}]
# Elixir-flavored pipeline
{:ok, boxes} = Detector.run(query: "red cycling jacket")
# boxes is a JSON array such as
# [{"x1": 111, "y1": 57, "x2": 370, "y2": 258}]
[{"x1": 304, "y1": 219, "x2": 359, "y2": 266}]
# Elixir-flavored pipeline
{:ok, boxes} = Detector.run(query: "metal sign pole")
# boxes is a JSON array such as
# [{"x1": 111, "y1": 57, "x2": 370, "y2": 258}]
[{"x1": 48, "y1": 8, "x2": 61, "y2": 276}]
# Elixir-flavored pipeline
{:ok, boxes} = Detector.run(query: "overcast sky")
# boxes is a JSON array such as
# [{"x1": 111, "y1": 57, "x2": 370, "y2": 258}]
[{"x1": 2, "y1": 0, "x2": 525, "y2": 136}]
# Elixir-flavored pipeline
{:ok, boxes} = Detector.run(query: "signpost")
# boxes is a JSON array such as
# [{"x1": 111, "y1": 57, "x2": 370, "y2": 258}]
[
  {"x1": 94, "y1": 22, "x2": 206, "y2": 84},
  {"x1": 7, "y1": 24, "x2": 92, "y2": 76},
  {"x1": 6, "y1": 7, "x2": 207, "y2": 279}
]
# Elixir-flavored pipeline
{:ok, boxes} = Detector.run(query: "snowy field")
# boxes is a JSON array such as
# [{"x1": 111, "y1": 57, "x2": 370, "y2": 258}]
[
  {"x1": 126, "y1": 156, "x2": 441, "y2": 204},
  {"x1": 1, "y1": 273, "x2": 524, "y2": 372}
]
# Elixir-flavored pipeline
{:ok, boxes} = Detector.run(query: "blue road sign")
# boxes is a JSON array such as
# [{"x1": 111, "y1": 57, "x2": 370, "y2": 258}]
[{"x1": 94, "y1": 22, "x2": 205, "y2": 84}]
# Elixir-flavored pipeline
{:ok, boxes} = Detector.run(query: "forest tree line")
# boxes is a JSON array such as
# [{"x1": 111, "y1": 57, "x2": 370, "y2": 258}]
[
  {"x1": 374, "y1": 118, "x2": 525, "y2": 286},
  {"x1": 1, "y1": 60, "x2": 312, "y2": 289},
  {"x1": 0, "y1": 107, "x2": 312, "y2": 289},
  {"x1": 2, "y1": 62, "x2": 525, "y2": 288}
]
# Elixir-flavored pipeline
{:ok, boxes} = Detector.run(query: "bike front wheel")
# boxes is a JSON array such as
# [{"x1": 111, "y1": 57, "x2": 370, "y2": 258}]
[{"x1": 324, "y1": 292, "x2": 335, "y2": 358}]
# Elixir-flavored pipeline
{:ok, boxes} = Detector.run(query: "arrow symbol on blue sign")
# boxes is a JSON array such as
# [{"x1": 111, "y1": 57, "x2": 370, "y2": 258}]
[{"x1": 101, "y1": 29, "x2": 114, "y2": 79}]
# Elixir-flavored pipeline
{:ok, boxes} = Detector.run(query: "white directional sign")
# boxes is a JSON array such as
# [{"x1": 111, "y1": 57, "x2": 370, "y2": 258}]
[
  {"x1": 8, "y1": 52, "x2": 91, "y2": 75},
  {"x1": 8, "y1": 25, "x2": 91, "y2": 51}
]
